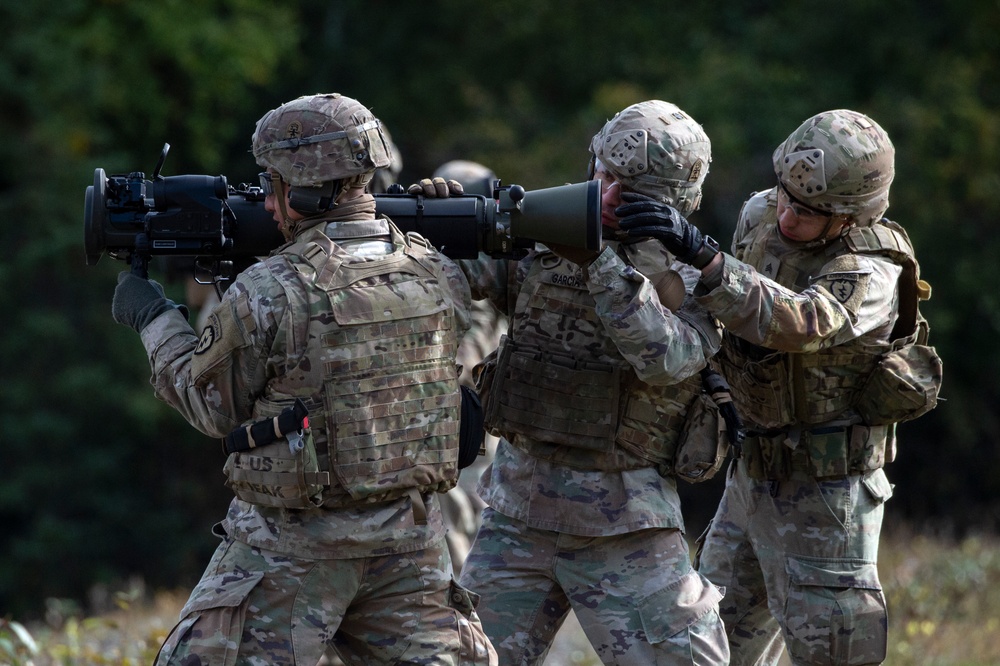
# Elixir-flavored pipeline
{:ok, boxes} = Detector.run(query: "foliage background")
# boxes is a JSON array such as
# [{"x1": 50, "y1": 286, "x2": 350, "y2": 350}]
[{"x1": 1, "y1": 0, "x2": 997, "y2": 618}]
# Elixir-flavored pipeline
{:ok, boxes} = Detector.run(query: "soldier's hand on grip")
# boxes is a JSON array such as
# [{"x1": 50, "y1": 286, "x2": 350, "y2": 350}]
[
  {"x1": 112, "y1": 271, "x2": 187, "y2": 333},
  {"x1": 616, "y1": 192, "x2": 719, "y2": 269},
  {"x1": 406, "y1": 177, "x2": 464, "y2": 198},
  {"x1": 700, "y1": 366, "x2": 745, "y2": 451}
]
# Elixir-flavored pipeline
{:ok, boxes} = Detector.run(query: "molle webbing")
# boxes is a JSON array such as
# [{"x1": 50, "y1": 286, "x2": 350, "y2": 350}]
[
  {"x1": 229, "y1": 222, "x2": 462, "y2": 509},
  {"x1": 719, "y1": 219, "x2": 912, "y2": 431},
  {"x1": 720, "y1": 216, "x2": 916, "y2": 473},
  {"x1": 488, "y1": 340, "x2": 701, "y2": 472},
  {"x1": 323, "y1": 315, "x2": 457, "y2": 372},
  {"x1": 489, "y1": 338, "x2": 622, "y2": 451},
  {"x1": 844, "y1": 223, "x2": 927, "y2": 342},
  {"x1": 490, "y1": 247, "x2": 701, "y2": 471},
  {"x1": 615, "y1": 379, "x2": 701, "y2": 466},
  {"x1": 321, "y1": 294, "x2": 461, "y2": 505},
  {"x1": 740, "y1": 422, "x2": 890, "y2": 480},
  {"x1": 844, "y1": 224, "x2": 913, "y2": 263},
  {"x1": 224, "y1": 399, "x2": 329, "y2": 509},
  {"x1": 715, "y1": 336, "x2": 794, "y2": 429},
  {"x1": 225, "y1": 459, "x2": 331, "y2": 508},
  {"x1": 790, "y1": 348, "x2": 878, "y2": 423},
  {"x1": 720, "y1": 331, "x2": 880, "y2": 431}
]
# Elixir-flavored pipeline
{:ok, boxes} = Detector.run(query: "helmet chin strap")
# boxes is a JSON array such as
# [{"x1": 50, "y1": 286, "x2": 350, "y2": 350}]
[
  {"x1": 274, "y1": 179, "x2": 300, "y2": 241},
  {"x1": 272, "y1": 172, "x2": 377, "y2": 240},
  {"x1": 778, "y1": 214, "x2": 852, "y2": 249}
]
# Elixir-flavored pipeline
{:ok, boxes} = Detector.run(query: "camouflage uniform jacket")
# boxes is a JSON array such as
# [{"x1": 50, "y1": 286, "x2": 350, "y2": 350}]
[
  {"x1": 461, "y1": 239, "x2": 720, "y2": 536},
  {"x1": 139, "y1": 212, "x2": 472, "y2": 559},
  {"x1": 697, "y1": 189, "x2": 904, "y2": 473}
]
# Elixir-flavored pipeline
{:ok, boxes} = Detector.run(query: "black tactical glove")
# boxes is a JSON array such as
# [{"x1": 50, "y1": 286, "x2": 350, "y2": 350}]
[
  {"x1": 700, "y1": 366, "x2": 745, "y2": 452},
  {"x1": 112, "y1": 272, "x2": 187, "y2": 333},
  {"x1": 616, "y1": 192, "x2": 719, "y2": 269}
]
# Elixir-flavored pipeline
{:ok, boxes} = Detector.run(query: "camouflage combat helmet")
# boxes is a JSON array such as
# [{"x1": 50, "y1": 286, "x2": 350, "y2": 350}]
[
  {"x1": 589, "y1": 100, "x2": 711, "y2": 214},
  {"x1": 433, "y1": 160, "x2": 497, "y2": 197},
  {"x1": 369, "y1": 124, "x2": 403, "y2": 194},
  {"x1": 773, "y1": 109, "x2": 894, "y2": 225},
  {"x1": 252, "y1": 93, "x2": 392, "y2": 188}
]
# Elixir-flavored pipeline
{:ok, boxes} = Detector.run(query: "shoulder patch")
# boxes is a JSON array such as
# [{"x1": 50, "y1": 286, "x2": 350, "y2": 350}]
[
  {"x1": 194, "y1": 324, "x2": 217, "y2": 355},
  {"x1": 825, "y1": 276, "x2": 858, "y2": 304}
]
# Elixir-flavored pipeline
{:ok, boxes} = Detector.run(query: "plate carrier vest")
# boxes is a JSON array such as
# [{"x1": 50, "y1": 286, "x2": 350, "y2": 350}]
[
  {"x1": 482, "y1": 241, "x2": 702, "y2": 474},
  {"x1": 224, "y1": 222, "x2": 462, "y2": 509},
  {"x1": 717, "y1": 190, "x2": 939, "y2": 479}
]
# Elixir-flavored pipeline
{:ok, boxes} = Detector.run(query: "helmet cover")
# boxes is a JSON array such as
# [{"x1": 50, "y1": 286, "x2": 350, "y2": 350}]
[
  {"x1": 252, "y1": 93, "x2": 392, "y2": 187},
  {"x1": 590, "y1": 100, "x2": 711, "y2": 214},
  {"x1": 773, "y1": 109, "x2": 894, "y2": 224}
]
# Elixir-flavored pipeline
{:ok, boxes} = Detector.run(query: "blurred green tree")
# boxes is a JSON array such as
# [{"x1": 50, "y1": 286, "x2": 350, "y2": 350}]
[
  {"x1": 0, "y1": 0, "x2": 299, "y2": 617},
  {"x1": 1, "y1": 0, "x2": 997, "y2": 618}
]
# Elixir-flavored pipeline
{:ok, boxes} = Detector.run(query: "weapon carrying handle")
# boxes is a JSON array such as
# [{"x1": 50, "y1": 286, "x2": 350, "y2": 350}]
[{"x1": 131, "y1": 233, "x2": 151, "y2": 279}]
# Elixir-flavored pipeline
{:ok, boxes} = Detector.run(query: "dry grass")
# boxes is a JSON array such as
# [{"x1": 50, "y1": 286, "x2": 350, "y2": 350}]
[
  {"x1": 544, "y1": 528, "x2": 1000, "y2": 666},
  {"x1": 4, "y1": 530, "x2": 999, "y2": 665}
]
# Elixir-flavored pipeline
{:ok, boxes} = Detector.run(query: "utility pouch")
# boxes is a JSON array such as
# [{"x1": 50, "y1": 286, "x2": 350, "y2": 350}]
[
  {"x1": 484, "y1": 335, "x2": 621, "y2": 452},
  {"x1": 846, "y1": 224, "x2": 942, "y2": 427},
  {"x1": 223, "y1": 427, "x2": 328, "y2": 509},
  {"x1": 473, "y1": 347, "x2": 499, "y2": 423},
  {"x1": 854, "y1": 342, "x2": 942, "y2": 426},
  {"x1": 674, "y1": 392, "x2": 728, "y2": 483}
]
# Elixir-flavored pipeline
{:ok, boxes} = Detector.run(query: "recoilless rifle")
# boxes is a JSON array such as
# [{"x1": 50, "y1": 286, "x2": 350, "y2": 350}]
[{"x1": 84, "y1": 143, "x2": 602, "y2": 284}]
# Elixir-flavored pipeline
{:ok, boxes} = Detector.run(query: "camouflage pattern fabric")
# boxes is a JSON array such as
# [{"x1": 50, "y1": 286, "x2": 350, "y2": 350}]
[
  {"x1": 476, "y1": 437, "x2": 686, "y2": 536},
  {"x1": 674, "y1": 388, "x2": 728, "y2": 482},
  {"x1": 138, "y1": 212, "x2": 473, "y2": 557},
  {"x1": 460, "y1": 242, "x2": 719, "y2": 535},
  {"x1": 772, "y1": 109, "x2": 894, "y2": 225},
  {"x1": 445, "y1": 298, "x2": 506, "y2": 574},
  {"x1": 157, "y1": 530, "x2": 496, "y2": 665},
  {"x1": 454, "y1": 239, "x2": 729, "y2": 662},
  {"x1": 694, "y1": 170, "x2": 909, "y2": 663},
  {"x1": 430, "y1": 160, "x2": 506, "y2": 574},
  {"x1": 704, "y1": 189, "x2": 903, "y2": 358},
  {"x1": 252, "y1": 93, "x2": 392, "y2": 187},
  {"x1": 589, "y1": 100, "x2": 711, "y2": 215},
  {"x1": 460, "y1": 508, "x2": 728, "y2": 665},
  {"x1": 701, "y1": 190, "x2": 904, "y2": 435},
  {"x1": 695, "y1": 461, "x2": 892, "y2": 665},
  {"x1": 134, "y1": 203, "x2": 492, "y2": 661}
]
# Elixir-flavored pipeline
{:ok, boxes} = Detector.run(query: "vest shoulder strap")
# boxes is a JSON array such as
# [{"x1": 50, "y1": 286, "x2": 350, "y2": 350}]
[
  {"x1": 292, "y1": 223, "x2": 441, "y2": 291},
  {"x1": 844, "y1": 220, "x2": 930, "y2": 342}
]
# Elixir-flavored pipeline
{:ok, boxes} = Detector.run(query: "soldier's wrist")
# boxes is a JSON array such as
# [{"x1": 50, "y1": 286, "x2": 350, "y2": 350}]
[{"x1": 688, "y1": 236, "x2": 720, "y2": 269}]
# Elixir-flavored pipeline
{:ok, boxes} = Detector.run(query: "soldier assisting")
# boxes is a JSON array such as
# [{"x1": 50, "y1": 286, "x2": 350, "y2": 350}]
[
  {"x1": 415, "y1": 100, "x2": 731, "y2": 664},
  {"x1": 617, "y1": 109, "x2": 941, "y2": 665},
  {"x1": 112, "y1": 93, "x2": 496, "y2": 665}
]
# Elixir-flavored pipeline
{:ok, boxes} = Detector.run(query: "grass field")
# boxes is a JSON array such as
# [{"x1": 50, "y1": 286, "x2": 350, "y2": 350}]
[{"x1": 3, "y1": 528, "x2": 999, "y2": 665}]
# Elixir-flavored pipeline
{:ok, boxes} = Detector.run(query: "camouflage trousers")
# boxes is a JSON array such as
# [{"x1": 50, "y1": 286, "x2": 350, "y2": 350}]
[
  {"x1": 458, "y1": 508, "x2": 729, "y2": 665},
  {"x1": 695, "y1": 459, "x2": 894, "y2": 666},
  {"x1": 156, "y1": 531, "x2": 497, "y2": 665}
]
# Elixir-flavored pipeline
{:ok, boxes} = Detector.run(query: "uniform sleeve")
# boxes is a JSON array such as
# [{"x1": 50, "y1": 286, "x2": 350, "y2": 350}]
[
  {"x1": 697, "y1": 251, "x2": 902, "y2": 352},
  {"x1": 730, "y1": 190, "x2": 771, "y2": 260},
  {"x1": 458, "y1": 253, "x2": 515, "y2": 315},
  {"x1": 584, "y1": 246, "x2": 719, "y2": 385},
  {"x1": 138, "y1": 267, "x2": 282, "y2": 438},
  {"x1": 437, "y1": 255, "x2": 473, "y2": 343}
]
